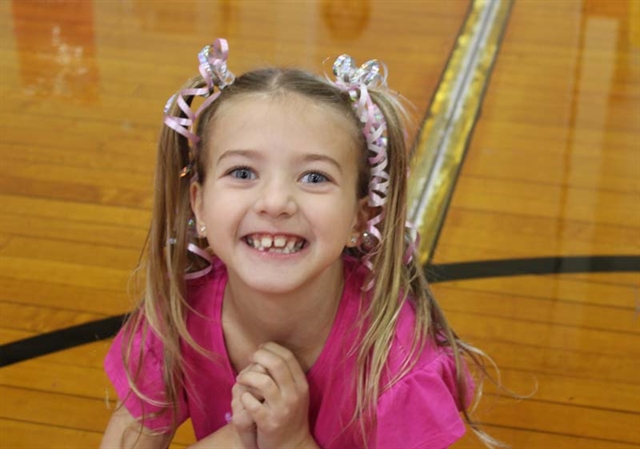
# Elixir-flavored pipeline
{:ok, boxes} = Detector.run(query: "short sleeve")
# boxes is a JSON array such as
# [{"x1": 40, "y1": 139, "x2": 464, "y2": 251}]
[
  {"x1": 104, "y1": 321, "x2": 188, "y2": 432},
  {"x1": 372, "y1": 353, "x2": 471, "y2": 449}
]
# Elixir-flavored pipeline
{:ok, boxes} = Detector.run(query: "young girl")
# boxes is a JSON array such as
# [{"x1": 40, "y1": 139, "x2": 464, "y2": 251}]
[{"x1": 101, "y1": 38, "x2": 492, "y2": 449}]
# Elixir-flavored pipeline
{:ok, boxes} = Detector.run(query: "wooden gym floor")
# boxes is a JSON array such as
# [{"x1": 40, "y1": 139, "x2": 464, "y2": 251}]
[{"x1": 0, "y1": 0, "x2": 638, "y2": 448}]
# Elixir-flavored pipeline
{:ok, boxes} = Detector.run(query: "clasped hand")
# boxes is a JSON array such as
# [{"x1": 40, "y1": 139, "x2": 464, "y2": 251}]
[{"x1": 231, "y1": 342, "x2": 315, "y2": 449}]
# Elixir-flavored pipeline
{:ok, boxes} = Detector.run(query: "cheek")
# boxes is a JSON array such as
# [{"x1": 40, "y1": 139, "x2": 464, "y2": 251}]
[
  {"x1": 201, "y1": 189, "x2": 241, "y2": 224},
  {"x1": 311, "y1": 197, "x2": 360, "y2": 231}
]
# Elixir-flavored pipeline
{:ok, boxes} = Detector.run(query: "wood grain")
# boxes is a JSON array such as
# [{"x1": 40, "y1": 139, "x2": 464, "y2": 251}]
[{"x1": 1, "y1": 0, "x2": 638, "y2": 447}]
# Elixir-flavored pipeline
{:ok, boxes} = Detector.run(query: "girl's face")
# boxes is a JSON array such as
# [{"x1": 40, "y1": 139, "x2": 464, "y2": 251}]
[{"x1": 191, "y1": 93, "x2": 367, "y2": 295}]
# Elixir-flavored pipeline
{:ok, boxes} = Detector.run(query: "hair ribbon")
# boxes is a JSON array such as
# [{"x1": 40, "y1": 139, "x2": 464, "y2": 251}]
[
  {"x1": 332, "y1": 55, "x2": 391, "y2": 278},
  {"x1": 163, "y1": 39, "x2": 235, "y2": 159},
  {"x1": 332, "y1": 55, "x2": 418, "y2": 272},
  {"x1": 163, "y1": 39, "x2": 235, "y2": 278}
]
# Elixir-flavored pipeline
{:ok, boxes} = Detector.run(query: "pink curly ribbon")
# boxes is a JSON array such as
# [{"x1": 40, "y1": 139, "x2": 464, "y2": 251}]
[
  {"x1": 332, "y1": 56, "x2": 388, "y2": 236},
  {"x1": 332, "y1": 55, "x2": 389, "y2": 286},
  {"x1": 163, "y1": 38, "x2": 235, "y2": 155},
  {"x1": 332, "y1": 55, "x2": 418, "y2": 285},
  {"x1": 184, "y1": 243, "x2": 214, "y2": 280},
  {"x1": 163, "y1": 38, "x2": 234, "y2": 280}
]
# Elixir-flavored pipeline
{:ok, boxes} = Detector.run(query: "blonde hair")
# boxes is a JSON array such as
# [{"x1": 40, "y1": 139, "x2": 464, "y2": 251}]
[{"x1": 120, "y1": 67, "x2": 504, "y2": 446}]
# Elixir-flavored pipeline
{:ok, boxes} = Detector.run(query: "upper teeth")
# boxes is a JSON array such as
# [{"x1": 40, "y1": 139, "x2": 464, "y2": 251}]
[{"x1": 247, "y1": 234, "x2": 304, "y2": 253}]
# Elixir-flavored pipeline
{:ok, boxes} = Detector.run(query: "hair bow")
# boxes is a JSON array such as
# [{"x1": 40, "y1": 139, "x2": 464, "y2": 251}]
[{"x1": 332, "y1": 55, "x2": 387, "y2": 90}]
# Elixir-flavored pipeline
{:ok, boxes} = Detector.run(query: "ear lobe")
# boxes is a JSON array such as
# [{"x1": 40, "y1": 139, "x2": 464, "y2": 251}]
[
  {"x1": 346, "y1": 199, "x2": 376, "y2": 248},
  {"x1": 355, "y1": 197, "x2": 375, "y2": 234}
]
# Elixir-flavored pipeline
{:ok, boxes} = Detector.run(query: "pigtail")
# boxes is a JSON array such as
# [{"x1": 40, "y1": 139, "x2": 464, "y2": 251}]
[
  {"x1": 120, "y1": 75, "x2": 213, "y2": 433},
  {"x1": 352, "y1": 87, "x2": 509, "y2": 448},
  {"x1": 349, "y1": 88, "x2": 413, "y2": 430}
]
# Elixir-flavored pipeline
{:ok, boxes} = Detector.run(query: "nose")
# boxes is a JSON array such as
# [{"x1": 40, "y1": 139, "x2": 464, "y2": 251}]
[{"x1": 253, "y1": 178, "x2": 298, "y2": 218}]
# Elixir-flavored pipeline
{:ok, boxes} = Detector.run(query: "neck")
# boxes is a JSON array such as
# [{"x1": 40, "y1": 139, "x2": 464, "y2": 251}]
[{"x1": 222, "y1": 260, "x2": 345, "y2": 371}]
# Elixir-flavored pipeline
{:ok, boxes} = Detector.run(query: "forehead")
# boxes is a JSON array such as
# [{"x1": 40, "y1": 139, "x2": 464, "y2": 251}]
[{"x1": 205, "y1": 93, "x2": 361, "y2": 160}]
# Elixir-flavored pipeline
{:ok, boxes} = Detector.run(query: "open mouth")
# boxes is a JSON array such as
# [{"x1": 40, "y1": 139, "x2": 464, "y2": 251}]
[{"x1": 244, "y1": 234, "x2": 306, "y2": 254}]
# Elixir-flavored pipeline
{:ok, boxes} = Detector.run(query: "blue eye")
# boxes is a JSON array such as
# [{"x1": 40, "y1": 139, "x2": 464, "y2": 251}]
[
  {"x1": 301, "y1": 172, "x2": 329, "y2": 184},
  {"x1": 229, "y1": 167, "x2": 256, "y2": 180}
]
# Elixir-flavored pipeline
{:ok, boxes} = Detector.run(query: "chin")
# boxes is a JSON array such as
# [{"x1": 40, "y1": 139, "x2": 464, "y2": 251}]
[
  {"x1": 242, "y1": 276, "x2": 308, "y2": 296},
  {"x1": 240, "y1": 264, "x2": 339, "y2": 296}
]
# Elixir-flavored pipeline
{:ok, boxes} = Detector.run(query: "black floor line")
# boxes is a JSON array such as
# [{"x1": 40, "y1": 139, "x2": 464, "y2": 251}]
[
  {"x1": 1, "y1": 315, "x2": 127, "y2": 367},
  {"x1": 1, "y1": 255, "x2": 638, "y2": 368},
  {"x1": 424, "y1": 254, "x2": 640, "y2": 282}
]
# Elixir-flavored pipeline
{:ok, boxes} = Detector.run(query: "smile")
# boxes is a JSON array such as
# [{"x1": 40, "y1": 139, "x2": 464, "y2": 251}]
[{"x1": 244, "y1": 234, "x2": 306, "y2": 254}]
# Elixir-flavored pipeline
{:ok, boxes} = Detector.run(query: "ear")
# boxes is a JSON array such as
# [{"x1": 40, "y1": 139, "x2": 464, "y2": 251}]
[
  {"x1": 190, "y1": 182, "x2": 206, "y2": 238},
  {"x1": 346, "y1": 197, "x2": 374, "y2": 248}
]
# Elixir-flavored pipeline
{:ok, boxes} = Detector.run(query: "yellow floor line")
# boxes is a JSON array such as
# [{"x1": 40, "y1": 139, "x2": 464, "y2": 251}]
[{"x1": 408, "y1": 0, "x2": 514, "y2": 265}]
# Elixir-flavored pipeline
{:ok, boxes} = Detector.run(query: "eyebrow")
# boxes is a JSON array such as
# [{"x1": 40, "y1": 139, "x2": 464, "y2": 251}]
[
  {"x1": 302, "y1": 154, "x2": 343, "y2": 174},
  {"x1": 216, "y1": 149, "x2": 262, "y2": 164},
  {"x1": 217, "y1": 150, "x2": 343, "y2": 174}
]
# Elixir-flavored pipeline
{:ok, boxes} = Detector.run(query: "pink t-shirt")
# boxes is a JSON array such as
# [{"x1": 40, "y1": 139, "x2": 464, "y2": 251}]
[{"x1": 105, "y1": 257, "x2": 472, "y2": 448}]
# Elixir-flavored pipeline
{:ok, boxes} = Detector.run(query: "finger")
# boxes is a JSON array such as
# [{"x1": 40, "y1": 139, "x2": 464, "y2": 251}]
[
  {"x1": 252, "y1": 343, "x2": 307, "y2": 390},
  {"x1": 231, "y1": 404, "x2": 254, "y2": 430},
  {"x1": 240, "y1": 390, "x2": 270, "y2": 426},
  {"x1": 251, "y1": 345, "x2": 296, "y2": 387},
  {"x1": 260, "y1": 343, "x2": 307, "y2": 382},
  {"x1": 231, "y1": 413, "x2": 258, "y2": 449},
  {"x1": 247, "y1": 362, "x2": 268, "y2": 375},
  {"x1": 231, "y1": 384, "x2": 254, "y2": 428},
  {"x1": 235, "y1": 366, "x2": 266, "y2": 402},
  {"x1": 231, "y1": 384, "x2": 258, "y2": 449},
  {"x1": 236, "y1": 370, "x2": 280, "y2": 404},
  {"x1": 239, "y1": 362, "x2": 268, "y2": 376}
]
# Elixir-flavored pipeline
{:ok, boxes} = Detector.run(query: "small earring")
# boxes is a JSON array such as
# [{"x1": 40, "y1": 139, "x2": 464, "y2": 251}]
[
  {"x1": 199, "y1": 225, "x2": 206, "y2": 235},
  {"x1": 349, "y1": 236, "x2": 358, "y2": 246},
  {"x1": 359, "y1": 230, "x2": 376, "y2": 252}
]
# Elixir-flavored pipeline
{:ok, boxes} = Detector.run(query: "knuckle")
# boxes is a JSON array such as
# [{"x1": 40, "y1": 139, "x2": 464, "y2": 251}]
[
  {"x1": 230, "y1": 413, "x2": 244, "y2": 426},
  {"x1": 262, "y1": 342, "x2": 278, "y2": 351},
  {"x1": 263, "y1": 420, "x2": 280, "y2": 434},
  {"x1": 253, "y1": 363, "x2": 268, "y2": 374},
  {"x1": 283, "y1": 392, "x2": 297, "y2": 406},
  {"x1": 282, "y1": 350, "x2": 295, "y2": 364},
  {"x1": 256, "y1": 375, "x2": 272, "y2": 390},
  {"x1": 271, "y1": 357, "x2": 286, "y2": 372},
  {"x1": 245, "y1": 395, "x2": 261, "y2": 411},
  {"x1": 280, "y1": 405, "x2": 292, "y2": 418}
]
